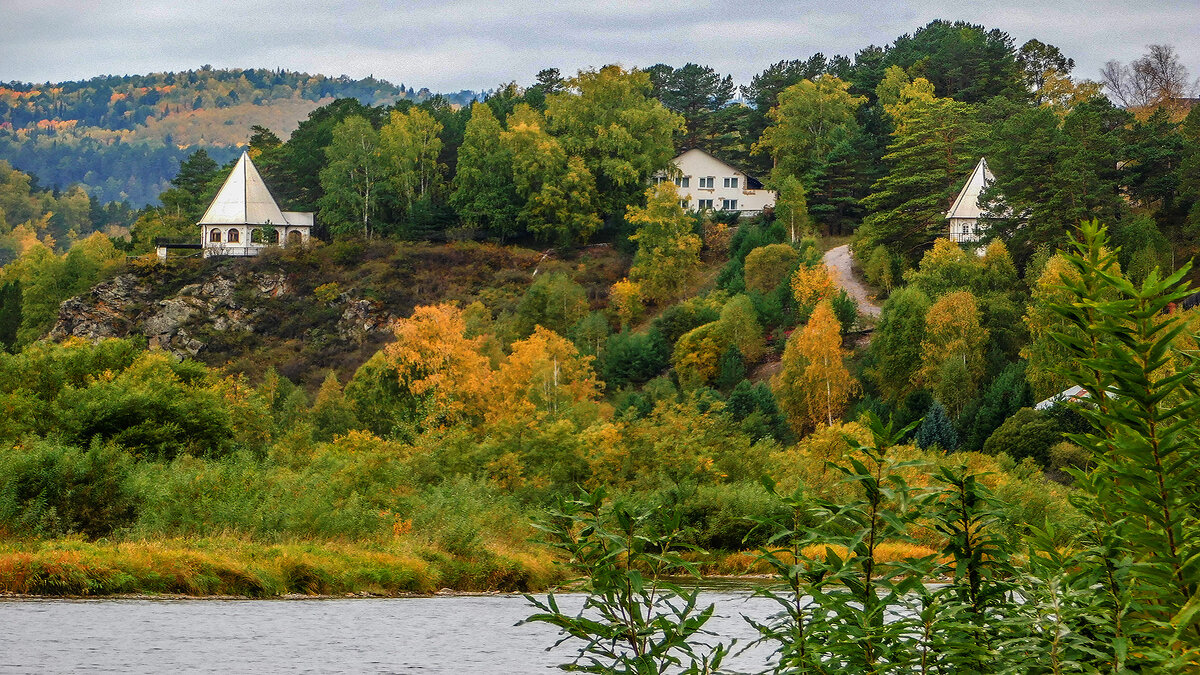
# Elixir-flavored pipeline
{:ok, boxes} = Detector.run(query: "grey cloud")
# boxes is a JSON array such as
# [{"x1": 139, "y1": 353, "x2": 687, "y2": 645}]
[{"x1": 2, "y1": 1, "x2": 1197, "y2": 93}]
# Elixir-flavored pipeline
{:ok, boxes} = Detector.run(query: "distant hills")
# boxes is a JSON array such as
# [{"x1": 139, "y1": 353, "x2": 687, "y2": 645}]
[{"x1": 0, "y1": 67, "x2": 480, "y2": 206}]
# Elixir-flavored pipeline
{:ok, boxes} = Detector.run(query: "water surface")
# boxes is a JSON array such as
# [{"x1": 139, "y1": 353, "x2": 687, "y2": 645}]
[{"x1": 1, "y1": 592, "x2": 780, "y2": 673}]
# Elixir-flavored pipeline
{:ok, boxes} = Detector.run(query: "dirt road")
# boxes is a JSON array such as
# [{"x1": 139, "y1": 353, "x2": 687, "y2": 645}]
[{"x1": 823, "y1": 244, "x2": 881, "y2": 318}]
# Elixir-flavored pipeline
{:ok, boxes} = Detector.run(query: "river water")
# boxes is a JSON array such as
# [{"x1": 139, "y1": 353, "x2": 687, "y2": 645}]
[{"x1": 0, "y1": 591, "x2": 781, "y2": 674}]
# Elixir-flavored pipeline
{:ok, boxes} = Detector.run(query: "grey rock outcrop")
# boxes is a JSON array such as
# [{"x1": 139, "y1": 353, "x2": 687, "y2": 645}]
[{"x1": 49, "y1": 268, "x2": 390, "y2": 360}]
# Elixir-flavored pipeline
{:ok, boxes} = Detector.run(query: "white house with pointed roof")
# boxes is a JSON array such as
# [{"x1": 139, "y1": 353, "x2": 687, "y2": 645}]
[
  {"x1": 946, "y1": 157, "x2": 996, "y2": 244},
  {"x1": 199, "y1": 152, "x2": 312, "y2": 258},
  {"x1": 657, "y1": 148, "x2": 776, "y2": 215}
]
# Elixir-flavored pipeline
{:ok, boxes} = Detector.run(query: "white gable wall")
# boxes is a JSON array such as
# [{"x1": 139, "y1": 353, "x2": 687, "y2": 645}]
[{"x1": 666, "y1": 149, "x2": 775, "y2": 214}]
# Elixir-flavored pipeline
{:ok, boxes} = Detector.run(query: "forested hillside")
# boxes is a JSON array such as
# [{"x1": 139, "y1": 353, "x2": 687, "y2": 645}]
[{"x1": 0, "y1": 67, "x2": 478, "y2": 205}]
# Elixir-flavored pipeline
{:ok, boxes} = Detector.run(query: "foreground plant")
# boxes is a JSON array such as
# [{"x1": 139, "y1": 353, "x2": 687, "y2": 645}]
[
  {"x1": 1050, "y1": 220, "x2": 1200, "y2": 670},
  {"x1": 748, "y1": 414, "x2": 929, "y2": 674},
  {"x1": 522, "y1": 488, "x2": 727, "y2": 674}
]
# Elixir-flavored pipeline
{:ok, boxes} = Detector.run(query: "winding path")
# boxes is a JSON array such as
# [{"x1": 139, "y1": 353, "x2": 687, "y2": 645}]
[{"x1": 823, "y1": 244, "x2": 881, "y2": 318}]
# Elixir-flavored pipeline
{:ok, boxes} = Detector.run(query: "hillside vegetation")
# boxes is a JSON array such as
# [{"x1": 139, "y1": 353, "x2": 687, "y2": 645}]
[
  {"x1": 0, "y1": 67, "x2": 477, "y2": 205},
  {"x1": 1, "y1": 18, "x2": 1200, "y2": 669}
]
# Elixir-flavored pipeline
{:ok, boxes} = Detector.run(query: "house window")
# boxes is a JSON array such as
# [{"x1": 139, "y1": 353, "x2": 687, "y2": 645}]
[
  {"x1": 209, "y1": 229, "x2": 221, "y2": 243},
  {"x1": 698, "y1": 176, "x2": 714, "y2": 189},
  {"x1": 962, "y1": 225, "x2": 970, "y2": 235},
  {"x1": 722, "y1": 199, "x2": 738, "y2": 210},
  {"x1": 227, "y1": 228, "x2": 240, "y2": 243},
  {"x1": 724, "y1": 177, "x2": 739, "y2": 189},
  {"x1": 698, "y1": 199, "x2": 714, "y2": 210},
  {"x1": 680, "y1": 200, "x2": 689, "y2": 209},
  {"x1": 675, "y1": 176, "x2": 690, "y2": 188}
]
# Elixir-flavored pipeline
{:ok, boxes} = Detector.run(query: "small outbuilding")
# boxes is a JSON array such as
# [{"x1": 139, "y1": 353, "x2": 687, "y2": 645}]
[{"x1": 198, "y1": 152, "x2": 312, "y2": 258}]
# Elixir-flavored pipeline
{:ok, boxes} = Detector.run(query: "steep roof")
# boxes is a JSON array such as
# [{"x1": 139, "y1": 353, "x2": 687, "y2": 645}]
[
  {"x1": 945, "y1": 157, "x2": 995, "y2": 221},
  {"x1": 198, "y1": 152, "x2": 288, "y2": 226}
]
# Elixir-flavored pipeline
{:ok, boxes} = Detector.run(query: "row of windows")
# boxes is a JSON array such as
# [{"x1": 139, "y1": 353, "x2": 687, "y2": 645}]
[
  {"x1": 209, "y1": 228, "x2": 303, "y2": 244},
  {"x1": 658, "y1": 175, "x2": 740, "y2": 189},
  {"x1": 692, "y1": 199, "x2": 738, "y2": 210}
]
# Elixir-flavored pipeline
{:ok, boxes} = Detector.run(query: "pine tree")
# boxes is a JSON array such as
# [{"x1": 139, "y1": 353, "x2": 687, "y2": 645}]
[{"x1": 856, "y1": 95, "x2": 985, "y2": 262}]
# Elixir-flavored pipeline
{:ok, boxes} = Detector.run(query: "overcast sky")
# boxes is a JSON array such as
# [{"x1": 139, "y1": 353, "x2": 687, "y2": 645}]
[{"x1": 3, "y1": 1, "x2": 1198, "y2": 94}]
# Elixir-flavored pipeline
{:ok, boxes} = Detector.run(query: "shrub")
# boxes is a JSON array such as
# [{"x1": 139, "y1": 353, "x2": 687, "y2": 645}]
[
  {"x1": 982, "y1": 407, "x2": 1061, "y2": 466},
  {"x1": 0, "y1": 440, "x2": 139, "y2": 539}
]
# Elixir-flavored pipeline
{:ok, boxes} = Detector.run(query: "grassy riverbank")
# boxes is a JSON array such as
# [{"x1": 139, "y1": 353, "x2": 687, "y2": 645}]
[{"x1": 0, "y1": 536, "x2": 561, "y2": 597}]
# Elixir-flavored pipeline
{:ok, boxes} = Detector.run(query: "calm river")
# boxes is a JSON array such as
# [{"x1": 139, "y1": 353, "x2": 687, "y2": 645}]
[{"x1": 0, "y1": 591, "x2": 781, "y2": 673}]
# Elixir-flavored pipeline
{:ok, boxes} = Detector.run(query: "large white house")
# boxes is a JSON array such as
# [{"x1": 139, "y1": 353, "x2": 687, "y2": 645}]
[
  {"x1": 198, "y1": 152, "x2": 313, "y2": 258},
  {"x1": 658, "y1": 148, "x2": 776, "y2": 215},
  {"x1": 945, "y1": 157, "x2": 996, "y2": 244}
]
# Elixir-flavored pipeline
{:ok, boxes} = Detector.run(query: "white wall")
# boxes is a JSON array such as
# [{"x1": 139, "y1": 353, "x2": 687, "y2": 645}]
[{"x1": 667, "y1": 149, "x2": 775, "y2": 214}]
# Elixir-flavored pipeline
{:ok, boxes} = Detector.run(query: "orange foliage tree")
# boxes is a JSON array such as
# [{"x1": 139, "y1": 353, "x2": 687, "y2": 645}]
[
  {"x1": 383, "y1": 303, "x2": 492, "y2": 428},
  {"x1": 773, "y1": 299, "x2": 857, "y2": 433},
  {"x1": 489, "y1": 326, "x2": 603, "y2": 422}
]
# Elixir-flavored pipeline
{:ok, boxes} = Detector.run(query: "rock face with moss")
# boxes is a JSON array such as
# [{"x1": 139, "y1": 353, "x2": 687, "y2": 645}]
[
  {"x1": 50, "y1": 267, "x2": 380, "y2": 361},
  {"x1": 42, "y1": 241, "x2": 578, "y2": 390}
]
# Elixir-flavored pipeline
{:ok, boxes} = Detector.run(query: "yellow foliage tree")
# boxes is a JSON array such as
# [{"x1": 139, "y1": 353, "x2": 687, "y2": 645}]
[
  {"x1": 919, "y1": 290, "x2": 988, "y2": 414},
  {"x1": 383, "y1": 303, "x2": 492, "y2": 428},
  {"x1": 628, "y1": 182, "x2": 702, "y2": 304},
  {"x1": 773, "y1": 299, "x2": 856, "y2": 433},
  {"x1": 609, "y1": 278, "x2": 643, "y2": 329},
  {"x1": 1022, "y1": 254, "x2": 1085, "y2": 400},
  {"x1": 672, "y1": 322, "x2": 724, "y2": 389},
  {"x1": 790, "y1": 263, "x2": 836, "y2": 310},
  {"x1": 744, "y1": 243, "x2": 800, "y2": 294},
  {"x1": 716, "y1": 294, "x2": 765, "y2": 362}
]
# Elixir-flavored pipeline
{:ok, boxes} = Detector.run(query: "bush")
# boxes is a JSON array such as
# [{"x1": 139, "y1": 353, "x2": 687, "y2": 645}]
[
  {"x1": 0, "y1": 440, "x2": 140, "y2": 539},
  {"x1": 982, "y1": 407, "x2": 1061, "y2": 466}
]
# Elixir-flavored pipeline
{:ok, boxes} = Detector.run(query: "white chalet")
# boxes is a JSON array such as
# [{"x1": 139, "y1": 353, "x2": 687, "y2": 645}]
[
  {"x1": 198, "y1": 152, "x2": 313, "y2": 258},
  {"x1": 945, "y1": 157, "x2": 996, "y2": 244},
  {"x1": 658, "y1": 148, "x2": 776, "y2": 215}
]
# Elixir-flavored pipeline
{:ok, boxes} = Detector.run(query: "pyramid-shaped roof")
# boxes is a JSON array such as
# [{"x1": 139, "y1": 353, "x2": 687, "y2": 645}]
[
  {"x1": 198, "y1": 152, "x2": 288, "y2": 226},
  {"x1": 946, "y1": 157, "x2": 995, "y2": 220}
]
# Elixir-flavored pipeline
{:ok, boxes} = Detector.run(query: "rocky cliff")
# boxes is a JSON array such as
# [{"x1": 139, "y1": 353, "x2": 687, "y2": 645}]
[{"x1": 44, "y1": 241, "x2": 556, "y2": 389}]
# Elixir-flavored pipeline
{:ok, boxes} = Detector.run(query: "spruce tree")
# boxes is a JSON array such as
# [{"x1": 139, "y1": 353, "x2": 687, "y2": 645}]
[{"x1": 916, "y1": 400, "x2": 958, "y2": 450}]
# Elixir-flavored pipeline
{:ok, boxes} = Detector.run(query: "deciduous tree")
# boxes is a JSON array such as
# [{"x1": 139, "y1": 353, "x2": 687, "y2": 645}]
[
  {"x1": 628, "y1": 183, "x2": 702, "y2": 304},
  {"x1": 450, "y1": 103, "x2": 520, "y2": 240},
  {"x1": 773, "y1": 299, "x2": 855, "y2": 432},
  {"x1": 919, "y1": 290, "x2": 988, "y2": 414},
  {"x1": 318, "y1": 115, "x2": 383, "y2": 238},
  {"x1": 545, "y1": 66, "x2": 684, "y2": 216}
]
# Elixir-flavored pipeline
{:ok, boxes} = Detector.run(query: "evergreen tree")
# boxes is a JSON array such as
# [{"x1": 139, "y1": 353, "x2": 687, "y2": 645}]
[
  {"x1": 916, "y1": 400, "x2": 958, "y2": 450},
  {"x1": 714, "y1": 344, "x2": 746, "y2": 392},
  {"x1": 856, "y1": 94, "x2": 985, "y2": 262},
  {"x1": 984, "y1": 99, "x2": 1129, "y2": 256},
  {"x1": 0, "y1": 280, "x2": 21, "y2": 353}
]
